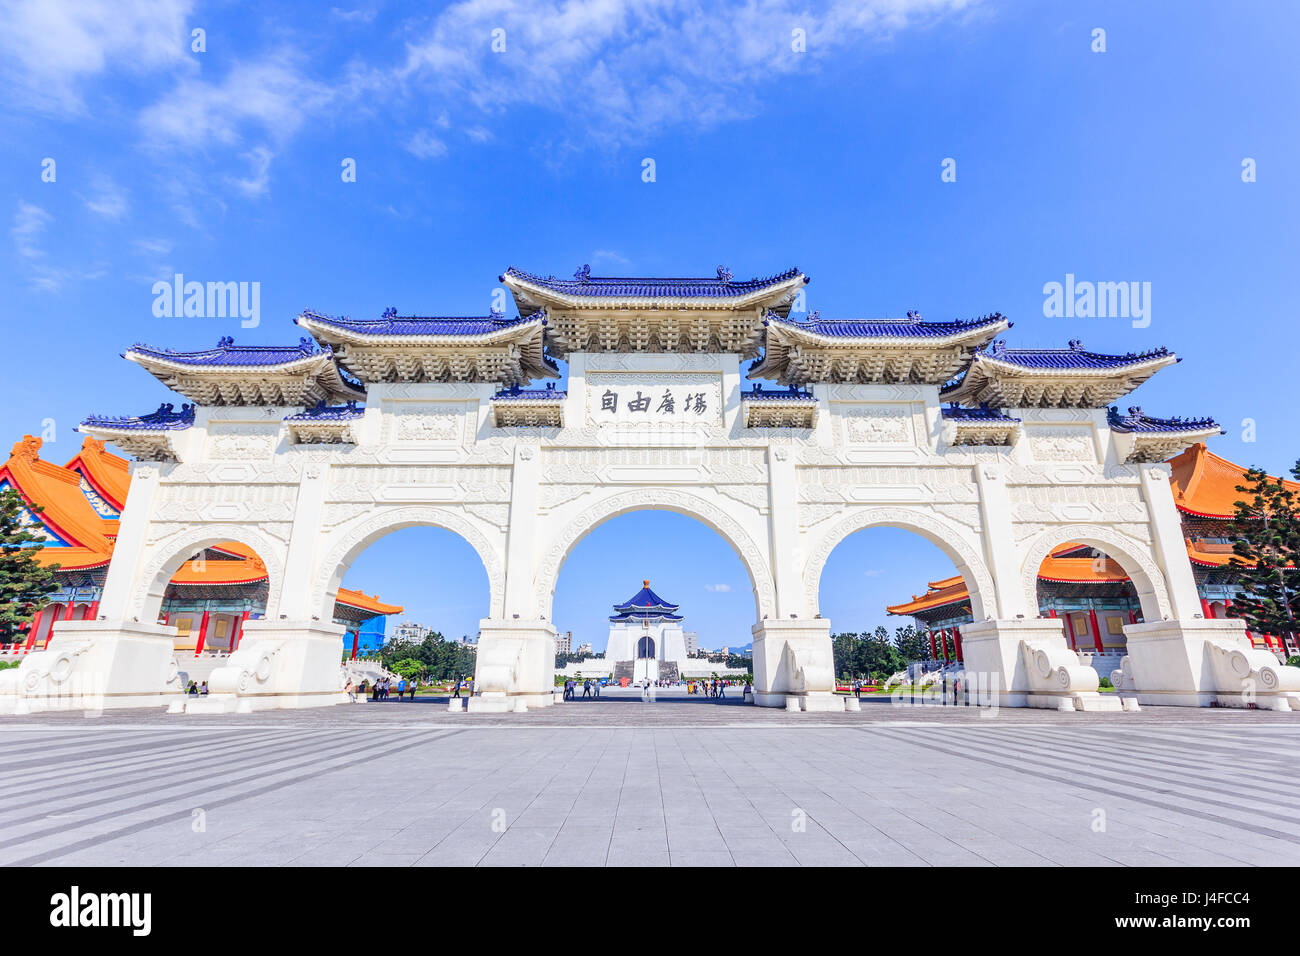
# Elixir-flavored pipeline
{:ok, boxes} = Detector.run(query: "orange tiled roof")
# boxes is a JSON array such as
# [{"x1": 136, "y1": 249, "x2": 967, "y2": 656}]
[
  {"x1": 63, "y1": 437, "x2": 130, "y2": 511},
  {"x1": 887, "y1": 545, "x2": 1127, "y2": 615},
  {"x1": 0, "y1": 437, "x2": 116, "y2": 571},
  {"x1": 1169, "y1": 442, "x2": 1300, "y2": 520},
  {"x1": 337, "y1": 588, "x2": 403, "y2": 615}
]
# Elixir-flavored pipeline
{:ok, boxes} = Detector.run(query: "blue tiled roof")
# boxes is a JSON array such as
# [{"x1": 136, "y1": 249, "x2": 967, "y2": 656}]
[
  {"x1": 610, "y1": 582, "x2": 681, "y2": 621},
  {"x1": 128, "y1": 336, "x2": 330, "y2": 366},
  {"x1": 285, "y1": 401, "x2": 364, "y2": 423},
  {"x1": 491, "y1": 385, "x2": 567, "y2": 401},
  {"x1": 942, "y1": 404, "x2": 1021, "y2": 423},
  {"x1": 766, "y1": 310, "x2": 1008, "y2": 338},
  {"x1": 502, "y1": 265, "x2": 806, "y2": 299},
  {"x1": 741, "y1": 385, "x2": 817, "y2": 402},
  {"x1": 977, "y1": 339, "x2": 1174, "y2": 370},
  {"x1": 81, "y1": 403, "x2": 195, "y2": 431},
  {"x1": 1107, "y1": 406, "x2": 1221, "y2": 434},
  {"x1": 298, "y1": 308, "x2": 544, "y2": 337}
]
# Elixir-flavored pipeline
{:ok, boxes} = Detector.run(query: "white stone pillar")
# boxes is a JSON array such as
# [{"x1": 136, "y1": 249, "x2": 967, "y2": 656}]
[
  {"x1": 974, "y1": 463, "x2": 1031, "y2": 619},
  {"x1": 95, "y1": 463, "x2": 165, "y2": 622},
  {"x1": 1137, "y1": 462, "x2": 1202, "y2": 620},
  {"x1": 751, "y1": 618, "x2": 841, "y2": 711},
  {"x1": 470, "y1": 443, "x2": 557, "y2": 711},
  {"x1": 276, "y1": 462, "x2": 330, "y2": 620},
  {"x1": 765, "y1": 445, "x2": 802, "y2": 619},
  {"x1": 960, "y1": 618, "x2": 1122, "y2": 711}
]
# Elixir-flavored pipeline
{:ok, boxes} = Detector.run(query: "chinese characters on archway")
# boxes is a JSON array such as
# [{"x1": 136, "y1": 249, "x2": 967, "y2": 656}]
[{"x1": 600, "y1": 389, "x2": 710, "y2": 416}]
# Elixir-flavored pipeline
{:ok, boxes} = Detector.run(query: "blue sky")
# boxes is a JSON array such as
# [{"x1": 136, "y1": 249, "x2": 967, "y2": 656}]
[{"x1": 3, "y1": 0, "x2": 1297, "y2": 647}]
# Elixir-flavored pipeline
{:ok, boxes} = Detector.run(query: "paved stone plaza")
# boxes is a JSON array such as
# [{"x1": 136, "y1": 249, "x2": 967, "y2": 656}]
[{"x1": 2, "y1": 692, "x2": 1298, "y2": 867}]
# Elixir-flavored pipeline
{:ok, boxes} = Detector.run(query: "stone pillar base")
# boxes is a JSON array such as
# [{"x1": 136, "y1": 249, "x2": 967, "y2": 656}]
[
  {"x1": 0, "y1": 620, "x2": 185, "y2": 715},
  {"x1": 751, "y1": 619, "x2": 843, "y2": 711},
  {"x1": 472, "y1": 618, "x2": 557, "y2": 711},
  {"x1": 1121, "y1": 618, "x2": 1300, "y2": 709},
  {"x1": 199, "y1": 620, "x2": 348, "y2": 713},
  {"x1": 959, "y1": 618, "x2": 1123, "y2": 711}
]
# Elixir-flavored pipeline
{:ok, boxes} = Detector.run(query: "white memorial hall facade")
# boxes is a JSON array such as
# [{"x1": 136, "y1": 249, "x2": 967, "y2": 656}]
[{"x1": 4, "y1": 264, "x2": 1297, "y2": 714}]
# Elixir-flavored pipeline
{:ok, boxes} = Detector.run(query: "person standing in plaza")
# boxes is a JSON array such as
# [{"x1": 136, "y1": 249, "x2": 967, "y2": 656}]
[
  {"x1": 582, "y1": 678, "x2": 592, "y2": 699},
  {"x1": 452, "y1": 676, "x2": 462, "y2": 698}
]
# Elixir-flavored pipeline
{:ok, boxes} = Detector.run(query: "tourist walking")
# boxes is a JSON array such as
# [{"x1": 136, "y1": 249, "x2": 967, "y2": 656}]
[
  {"x1": 593, "y1": 679, "x2": 601, "y2": 699},
  {"x1": 452, "y1": 676, "x2": 462, "y2": 698},
  {"x1": 582, "y1": 678, "x2": 592, "y2": 698},
  {"x1": 408, "y1": 679, "x2": 418, "y2": 700},
  {"x1": 718, "y1": 681, "x2": 726, "y2": 699},
  {"x1": 345, "y1": 679, "x2": 356, "y2": 703}
]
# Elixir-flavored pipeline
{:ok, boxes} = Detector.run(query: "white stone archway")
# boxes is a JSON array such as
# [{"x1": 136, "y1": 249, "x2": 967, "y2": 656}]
[
  {"x1": 312, "y1": 505, "x2": 507, "y2": 623},
  {"x1": 802, "y1": 507, "x2": 998, "y2": 622},
  {"x1": 1018, "y1": 524, "x2": 1172, "y2": 622},
  {"x1": 133, "y1": 523, "x2": 286, "y2": 624},
  {"x1": 532, "y1": 487, "x2": 777, "y2": 624}
]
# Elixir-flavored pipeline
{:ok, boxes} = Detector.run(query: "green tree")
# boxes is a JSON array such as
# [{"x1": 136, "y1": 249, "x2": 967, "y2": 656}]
[
  {"x1": 389, "y1": 658, "x2": 425, "y2": 679},
  {"x1": 1229, "y1": 462, "x2": 1300, "y2": 644},
  {"x1": 0, "y1": 489, "x2": 59, "y2": 645}
]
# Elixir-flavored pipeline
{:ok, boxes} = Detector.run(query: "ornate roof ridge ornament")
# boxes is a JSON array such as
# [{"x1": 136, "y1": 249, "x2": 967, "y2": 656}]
[{"x1": 574, "y1": 264, "x2": 591, "y2": 280}]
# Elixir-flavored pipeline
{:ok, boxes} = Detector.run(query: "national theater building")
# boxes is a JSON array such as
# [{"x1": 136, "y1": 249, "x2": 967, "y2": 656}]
[
  {"x1": 0, "y1": 435, "x2": 399, "y2": 661},
  {"x1": 889, "y1": 441, "x2": 1300, "y2": 673}
]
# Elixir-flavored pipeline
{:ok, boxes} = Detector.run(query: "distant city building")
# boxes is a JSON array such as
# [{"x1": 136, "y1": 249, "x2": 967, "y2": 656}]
[
  {"x1": 683, "y1": 631, "x2": 699, "y2": 656},
  {"x1": 718, "y1": 646, "x2": 730, "y2": 656},
  {"x1": 555, "y1": 631, "x2": 572, "y2": 655},
  {"x1": 393, "y1": 620, "x2": 432, "y2": 643},
  {"x1": 575, "y1": 642, "x2": 592, "y2": 656}
]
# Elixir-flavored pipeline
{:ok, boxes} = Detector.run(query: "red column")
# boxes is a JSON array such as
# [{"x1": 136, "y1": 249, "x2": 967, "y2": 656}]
[
  {"x1": 1129, "y1": 610, "x2": 1138, "y2": 625},
  {"x1": 1088, "y1": 608, "x2": 1104, "y2": 654},
  {"x1": 42, "y1": 603, "x2": 67, "y2": 650},
  {"x1": 194, "y1": 609, "x2": 210, "y2": 657},
  {"x1": 940, "y1": 629, "x2": 950, "y2": 663},
  {"x1": 927, "y1": 629, "x2": 937, "y2": 660},
  {"x1": 1063, "y1": 612, "x2": 1077, "y2": 650},
  {"x1": 232, "y1": 610, "x2": 249, "y2": 651},
  {"x1": 23, "y1": 607, "x2": 46, "y2": 652},
  {"x1": 953, "y1": 626, "x2": 963, "y2": 663},
  {"x1": 1201, "y1": 597, "x2": 1214, "y2": 619},
  {"x1": 350, "y1": 629, "x2": 360, "y2": 660},
  {"x1": 87, "y1": 601, "x2": 100, "y2": 621}
]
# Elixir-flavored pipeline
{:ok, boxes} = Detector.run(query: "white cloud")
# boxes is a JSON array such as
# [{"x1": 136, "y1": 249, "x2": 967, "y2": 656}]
[
  {"x1": 231, "y1": 146, "x2": 275, "y2": 197},
  {"x1": 0, "y1": 0, "x2": 194, "y2": 113},
  {"x1": 139, "y1": 53, "x2": 334, "y2": 147},
  {"x1": 395, "y1": 0, "x2": 982, "y2": 147},
  {"x1": 11, "y1": 201, "x2": 106, "y2": 291},
  {"x1": 863, "y1": 569, "x2": 885, "y2": 577},
  {"x1": 406, "y1": 129, "x2": 449, "y2": 160},
  {"x1": 704, "y1": 583, "x2": 732, "y2": 592},
  {"x1": 11, "y1": 201, "x2": 50, "y2": 259},
  {"x1": 83, "y1": 175, "x2": 128, "y2": 219}
]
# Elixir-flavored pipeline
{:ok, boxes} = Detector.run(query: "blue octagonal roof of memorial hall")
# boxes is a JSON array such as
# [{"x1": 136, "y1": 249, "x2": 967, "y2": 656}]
[
  {"x1": 1107, "y1": 406, "x2": 1221, "y2": 434},
  {"x1": 80, "y1": 402, "x2": 196, "y2": 432},
  {"x1": 503, "y1": 265, "x2": 807, "y2": 301},
  {"x1": 610, "y1": 580, "x2": 684, "y2": 622}
]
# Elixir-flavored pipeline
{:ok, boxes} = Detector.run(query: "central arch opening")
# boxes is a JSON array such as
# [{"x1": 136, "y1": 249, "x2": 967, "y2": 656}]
[{"x1": 551, "y1": 509, "x2": 756, "y2": 695}]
